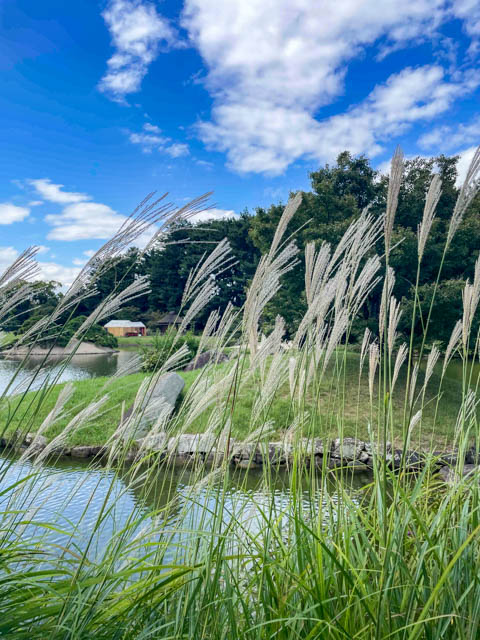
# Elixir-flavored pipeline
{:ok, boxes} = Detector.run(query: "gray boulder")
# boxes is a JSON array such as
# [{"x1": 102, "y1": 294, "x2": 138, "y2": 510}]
[
  {"x1": 125, "y1": 372, "x2": 185, "y2": 438},
  {"x1": 184, "y1": 350, "x2": 228, "y2": 372}
]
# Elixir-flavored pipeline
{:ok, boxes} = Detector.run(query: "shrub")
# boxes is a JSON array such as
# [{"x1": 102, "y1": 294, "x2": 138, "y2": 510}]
[{"x1": 141, "y1": 328, "x2": 200, "y2": 371}]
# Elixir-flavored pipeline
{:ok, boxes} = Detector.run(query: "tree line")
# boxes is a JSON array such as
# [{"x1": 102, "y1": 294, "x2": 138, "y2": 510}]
[{"x1": 5, "y1": 151, "x2": 480, "y2": 349}]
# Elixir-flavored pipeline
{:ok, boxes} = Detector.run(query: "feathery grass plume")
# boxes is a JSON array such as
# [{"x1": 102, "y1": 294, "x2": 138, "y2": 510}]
[
  {"x1": 368, "y1": 342, "x2": 379, "y2": 403},
  {"x1": 384, "y1": 146, "x2": 404, "y2": 258},
  {"x1": 387, "y1": 296, "x2": 402, "y2": 354},
  {"x1": 35, "y1": 395, "x2": 109, "y2": 463},
  {"x1": 268, "y1": 192, "x2": 302, "y2": 258},
  {"x1": 424, "y1": 345, "x2": 441, "y2": 389},
  {"x1": 454, "y1": 389, "x2": 478, "y2": 442},
  {"x1": 19, "y1": 383, "x2": 75, "y2": 462},
  {"x1": 408, "y1": 361, "x2": 419, "y2": 409},
  {"x1": 244, "y1": 240, "x2": 299, "y2": 356},
  {"x1": 443, "y1": 319, "x2": 462, "y2": 375},
  {"x1": 181, "y1": 238, "x2": 234, "y2": 307},
  {"x1": 322, "y1": 308, "x2": 349, "y2": 375},
  {"x1": 391, "y1": 343, "x2": 408, "y2": 393},
  {"x1": 461, "y1": 254, "x2": 480, "y2": 349},
  {"x1": 447, "y1": 145, "x2": 480, "y2": 248},
  {"x1": 0, "y1": 247, "x2": 39, "y2": 290},
  {"x1": 418, "y1": 174, "x2": 442, "y2": 261},
  {"x1": 379, "y1": 267, "x2": 395, "y2": 339},
  {"x1": 304, "y1": 241, "x2": 331, "y2": 305},
  {"x1": 251, "y1": 352, "x2": 289, "y2": 427},
  {"x1": 406, "y1": 409, "x2": 422, "y2": 444},
  {"x1": 360, "y1": 328, "x2": 372, "y2": 376}
]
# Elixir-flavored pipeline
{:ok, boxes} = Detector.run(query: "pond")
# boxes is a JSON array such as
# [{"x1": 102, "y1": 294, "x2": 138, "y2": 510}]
[
  {"x1": 0, "y1": 453, "x2": 372, "y2": 564},
  {"x1": 0, "y1": 350, "x2": 140, "y2": 396}
]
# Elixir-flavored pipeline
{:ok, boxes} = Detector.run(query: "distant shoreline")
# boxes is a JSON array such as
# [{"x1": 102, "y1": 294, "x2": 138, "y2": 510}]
[{"x1": 2, "y1": 341, "x2": 118, "y2": 358}]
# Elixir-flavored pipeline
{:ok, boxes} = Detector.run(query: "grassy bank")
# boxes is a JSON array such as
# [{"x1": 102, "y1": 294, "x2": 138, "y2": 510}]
[{"x1": 0, "y1": 350, "x2": 468, "y2": 448}]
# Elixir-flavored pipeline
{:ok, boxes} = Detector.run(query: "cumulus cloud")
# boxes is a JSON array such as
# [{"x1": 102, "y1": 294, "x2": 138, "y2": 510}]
[
  {"x1": 128, "y1": 122, "x2": 189, "y2": 156},
  {"x1": 99, "y1": 0, "x2": 179, "y2": 101},
  {"x1": 418, "y1": 116, "x2": 480, "y2": 150},
  {"x1": 191, "y1": 208, "x2": 236, "y2": 223},
  {"x1": 0, "y1": 246, "x2": 80, "y2": 287},
  {"x1": 36, "y1": 262, "x2": 82, "y2": 286},
  {"x1": 0, "y1": 247, "x2": 20, "y2": 273},
  {"x1": 181, "y1": 0, "x2": 478, "y2": 174},
  {"x1": 45, "y1": 201, "x2": 127, "y2": 241},
  {"x1": 29, "y1": 179, "x2": 90, "y2": 204},
  {"x1": 165, "y1": 143, "x2": 189, "y2": 157},
  {"x1": 0, "y1": 203, "x2": 30, "y2": 224}
]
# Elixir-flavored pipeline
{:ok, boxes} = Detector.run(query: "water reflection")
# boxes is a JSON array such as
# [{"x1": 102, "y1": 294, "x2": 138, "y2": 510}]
[
  {"x1": 0, "y1": 453, "x2": 372, "y2": 565},
  {"x1": 0, "y1": 350, "x2": 139, "y2": 395}
]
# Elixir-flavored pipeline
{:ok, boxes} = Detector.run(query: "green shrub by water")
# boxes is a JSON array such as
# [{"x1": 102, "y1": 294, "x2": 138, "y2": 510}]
[{"x1": 1, "y1": 153, "x2": 480, "y2": 638}]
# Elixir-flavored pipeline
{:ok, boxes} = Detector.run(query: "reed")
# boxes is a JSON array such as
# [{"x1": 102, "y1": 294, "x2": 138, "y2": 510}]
[{"x1": 1, "y1": 147, "x2": 480, "y2": 639}]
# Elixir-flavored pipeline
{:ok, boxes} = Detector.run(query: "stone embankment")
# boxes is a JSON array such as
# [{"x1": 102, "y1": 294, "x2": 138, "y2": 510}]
[{"x1": 2, "y1": 433, "x2": 477, "y2": 481}]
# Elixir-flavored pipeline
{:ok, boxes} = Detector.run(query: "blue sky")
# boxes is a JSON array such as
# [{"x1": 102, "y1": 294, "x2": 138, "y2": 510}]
[{"x1": 1, "y1": 0, "x2": 479, "y2": 285}]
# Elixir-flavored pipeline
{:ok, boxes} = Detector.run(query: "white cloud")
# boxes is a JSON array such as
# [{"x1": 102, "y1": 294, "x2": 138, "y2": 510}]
[
  {"x1": 29, "y1": 179, "x2": 90, "y2": 204},
  {"x1": 36, "y1": 245, "x2": 50, "y2": 255},
  {"x1": 0, "y1": 247, "x2": 20, "y2": 273},
  {"x1": 0, "y1": 203, "x2": 30, "y2": 224},
  {"x1": 191, "y1": 208, "x2": 236, "y2": 223},
  {"x1": 165, "y1": 143, "x2": 189, "y2": 158},
  {"x1": 99, "y1": 0, "x2": 179, "y2": 101},
  {"x1": 128, "y1": 122, "x2": 190, "y2": 156},
  {"x1": 45, "y1": 201, "x2": 127, "y2": 241},
  {"x1": 455, "y1": 146, "x2": 478, "y2": 186},
  {"x1": 418, "y1": 116, "x2": 480, "y2": 150},
  {"x1": 28, "y1": 200, "x2": 43, "y2": 207},
  {"x1": 0, "y1": 247, "x2": 80, "y2": 287},
  {"x1": 181, "y1": 0, "x2": 478, "y2": 174},
  {"x1": 83, "y1": 249, "x2": 96, "y2": 258},
  {"x1": 36, "y1": 262, "x2": 82, "y2": 286}
]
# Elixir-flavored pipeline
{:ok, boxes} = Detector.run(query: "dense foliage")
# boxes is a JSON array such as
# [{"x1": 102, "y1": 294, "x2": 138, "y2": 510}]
[
  {"x1": 140, "y1": 329, "x2": 200, "y2": 371},
  {"x1": 4, "y1": 151, "x2": 480, "y2": 349}
]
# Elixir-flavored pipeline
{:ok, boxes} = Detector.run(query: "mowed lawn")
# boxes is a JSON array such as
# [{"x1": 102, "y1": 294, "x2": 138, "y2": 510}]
[{"x1": 0, "y1": 350, "x2": 468, "y2": 448}]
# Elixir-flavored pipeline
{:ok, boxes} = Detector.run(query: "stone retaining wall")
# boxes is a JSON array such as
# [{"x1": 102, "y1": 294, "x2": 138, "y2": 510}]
[{"x1": 1, "y1": 433, "x2": 472, "y2": 475}]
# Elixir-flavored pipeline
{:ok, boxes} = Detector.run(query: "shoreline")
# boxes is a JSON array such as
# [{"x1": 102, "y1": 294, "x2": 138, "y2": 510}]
[{"x1": 2, "y1": 341, "x2": 118, "y2": 357}]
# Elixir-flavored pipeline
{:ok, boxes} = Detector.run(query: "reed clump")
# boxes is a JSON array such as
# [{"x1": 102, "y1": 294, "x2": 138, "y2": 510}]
[{"x1": 1, "y1": 149, "x2": 480, "y2": 638}]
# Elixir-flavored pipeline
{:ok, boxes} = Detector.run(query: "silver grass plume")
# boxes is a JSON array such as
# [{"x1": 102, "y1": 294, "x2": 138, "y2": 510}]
[
  {"x1": 443, "y1": 319, "x2": 462, "y2": 376},
  {"x1": 368, "y1": 342, "x2": 379, "y2": 403},
  {"x1": 181, "y1": 238, "x2": 234, "y2": 306},
  {"x1": 387, "y1": 296, "x2": 402, "y2": 354},
  {"x1": 424, "y1": 345, "x2": 441, "y2": 389},
  {"x1": 36, "y1": 395, "x2": 109, "y2": 463},
  {"x1": 447, "y1": 145, "x2": 480, "y2": 248},
  {"x1": 379, "y1": 267, "x2": 395, "y2": 339},
  {"x1": 269, "y1": 192, "x2": 302, "y2": 258},
  {"x1": 20, "y1": 383, "x2": 75, "y2": 462},
  {"x1": 418, "y1": 174, "x2": 442, "y2": 261},
  {"x1": 408, "y1": 361, "x2": 419, "y2": 409},
  {"x1": 384, "y1": 146, "x2": 404, "y2": 258},
  {"x1": 391, "y1": 343, "x2": 408, "y2": 393},
  {"x1": 359, "y1": 328, "x2": 372, "y2": 378},
  {"x1": 322, "y1": 308, "x2": 349, "y2": 375},
  {"x1": 461, "y1": 254, "x2": 480, "y2": 349}
]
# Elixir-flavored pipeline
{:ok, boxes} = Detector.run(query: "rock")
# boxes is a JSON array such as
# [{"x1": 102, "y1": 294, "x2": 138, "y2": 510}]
[
  {"x1": 184, "y1": 350, "x2": 228, "y2": 372},
  {"x1": 71, "y1": 446, "x2": 93, "y2": 458},
  {"x1": 465, "y1": 448, "x2": 480, "y2": 465},
  {"x1": 331, "y1": 438, "x2": 366, "y2": 461},
  {"x1": 439, "y1": 464, "x2": 478, "y2": 484},
  {"x1": 235, "y1": 459, "x2": 260, "y2": 470},
  {"x1": 125, "y1": 372, "x2": 185, "y2": 439},
  {"x1": 24, "y1": 433, "x2": 47, "y2": 448},
  {"x1": 139, "y1": 433, "x2": 168, "y2": 452}
]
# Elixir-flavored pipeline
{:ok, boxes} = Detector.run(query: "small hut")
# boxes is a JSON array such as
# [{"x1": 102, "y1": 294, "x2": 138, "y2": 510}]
[
  {"x1": 156, "y1": 312, "x2": 181, "y2": 333},
  {"x1": 104, "y1": 320, "x2": 147, "y2": 337}
]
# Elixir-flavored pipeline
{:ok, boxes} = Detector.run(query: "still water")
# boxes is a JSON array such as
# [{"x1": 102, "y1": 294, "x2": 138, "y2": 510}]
[
  {"x1": 0, "y1": 350, "x2": 140, "y2": 396},
  {"x1": 0, "y1": 453, "x2": 371, "y2": 563}
]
